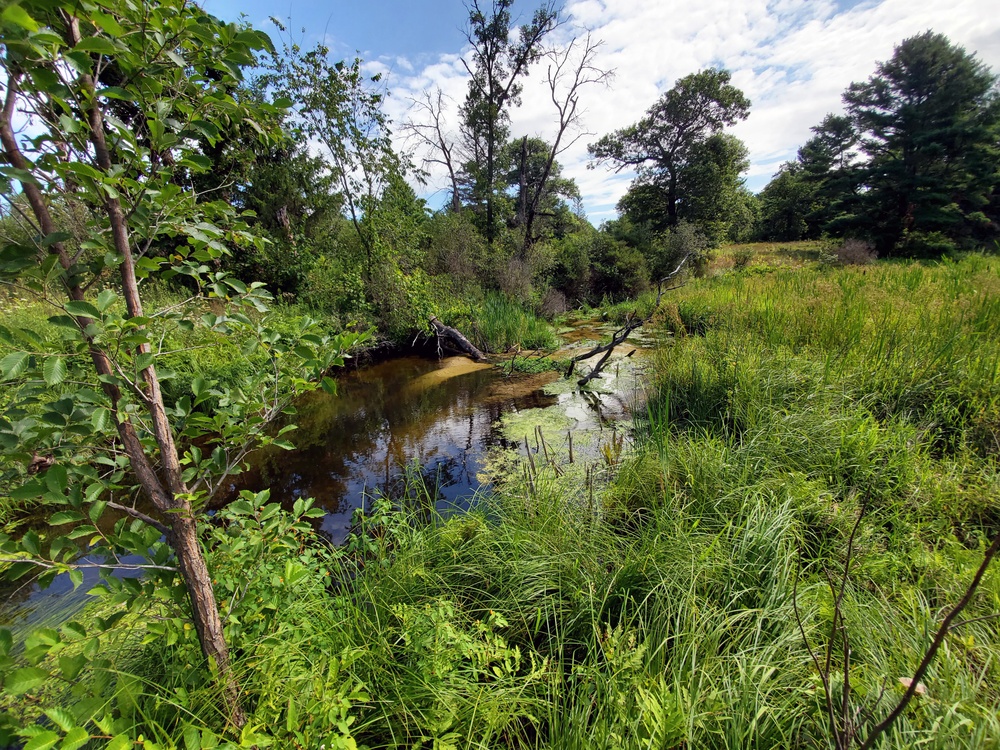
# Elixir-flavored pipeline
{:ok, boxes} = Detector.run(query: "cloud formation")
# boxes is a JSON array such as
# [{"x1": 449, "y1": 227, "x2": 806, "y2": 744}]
[{"x1": 384, "y1": 0, "x2": 1000, "y2": 224}]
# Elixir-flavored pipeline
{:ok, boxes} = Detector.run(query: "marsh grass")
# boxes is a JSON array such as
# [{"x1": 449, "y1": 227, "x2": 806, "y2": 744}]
[
  {"x1": 8, "y1": 254, "x2": 1000, "y2": 748},
  {"x1": 472, "y1": 293, "x2": 559, "y2": 353}
]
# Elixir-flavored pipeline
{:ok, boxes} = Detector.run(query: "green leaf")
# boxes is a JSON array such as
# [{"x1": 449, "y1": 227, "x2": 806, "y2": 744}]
[
  {"x1": 23, "y1": 732, "x2": 60, "y2": 750},
  {"x1": 320, "y1": 376, "x2": 338, "y2": 396},
  {"x1": 45, "y1": 464, "x2": 68, "y2": 494},
  {"x1": 22, "y1": 529, "x2": 41, "y2": 555},
  {"x1": 43, "y1": 356, "x2": 67, "y2": 386},
  {"x1": 89, "y1": 500, "x2": 108, "y2": 524},
  {"x1": 2, "y1": 3, "x2": 40, "y2": 31},
  {"x1": 68, "y1": 568, "x2": 84, "y2": 590},
  {"x1": 50, "y1": 511, "x2": 85, "y2": 525},
  {"x1": 180, "y1": 154, "x2": 213, "y2": 171},
  {"x1": 97, "y1": 289, "x2": 118, "y2": 312},
  {"x1": 0, "y1": 629, "x2": 11, "y2": 656},
  {"x1": 0, "y1": 351, "x2": 30, "y2": 380},
  {"x1": 92, "y1": 408, "x2": 110, "y2": 432},
  {"x1": 105, "y1": 734, "x2": 133, "y2": 750},
  {"x1": 98, "y1": 86, "x2": 133, "y2": 101},
  {"x1": 135, "y1": 353, "x2": 154, "y2": 371},
  {"x1": 59, "y1": 652, "x2": 87, "y2": 680},
  {"x1": 40, "y1": 231, "x2": 73, "y2": 247},
  {"x1": 4, "y1": 666, "x2": 48, "y2": 694},
  {"x1": 44, "y1": 706, "x2": 76, "y2": 732},
  {"x1": 64, "y1": 300, "x2": 101, "y2": 319},
  {"x1": 90, "y1": 11, "x2": 124, "y2": 37},
  {"x1": 74, "y1": 37, "x2": 119, "y2": 55},
  {"x1": 60, "y1": 727, "x2": 90, "y2": 750}
]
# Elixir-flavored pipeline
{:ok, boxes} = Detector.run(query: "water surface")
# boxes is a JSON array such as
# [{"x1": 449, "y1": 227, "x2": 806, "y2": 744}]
[{"x1": 218, "y1": 355, "x2": 558, "y2": 542}]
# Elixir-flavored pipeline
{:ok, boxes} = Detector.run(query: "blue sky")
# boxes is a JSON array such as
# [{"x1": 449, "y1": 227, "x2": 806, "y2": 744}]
[{"x1": 202, "y1": 0, "x2": 1000, "y2": 223}]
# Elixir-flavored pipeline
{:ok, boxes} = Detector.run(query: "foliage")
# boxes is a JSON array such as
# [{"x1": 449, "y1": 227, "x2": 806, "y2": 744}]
[
  {"x1": 589, "y1": 232, "x2": 650, "y2": 302},
  {"x1": 765, "y1": 32, "x2": 1000, "y2": 254},
  {"x1": 843, "y1": 32, "x2": 1000, "y2": 254},
  {"x1": 756, "y1": 162, "x2": 814, "y2": 241},
  {"x1": 0, "y1": 0, "x2": 368, "y2": 729},
  {"x1": 461, "y1": 292, "x2": 557, "y2": 353},
  {"x1": 589, "y1": 68, "x2": 751, "y2": 233},
  {"x1": 459, "y1": 0, "x2": 558, "y2": 245}
]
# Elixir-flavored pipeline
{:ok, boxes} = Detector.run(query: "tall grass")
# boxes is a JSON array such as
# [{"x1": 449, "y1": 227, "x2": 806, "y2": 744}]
[
  {"x1": 471, "y1": 292, "x2": 558, "y2": 352},
  {"x1": 9, "y1": 254, "x2": 1000, "y2": 747}
]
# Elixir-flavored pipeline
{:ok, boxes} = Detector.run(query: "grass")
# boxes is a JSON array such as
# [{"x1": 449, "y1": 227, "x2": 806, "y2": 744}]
[
  {"x1": 215, "y1": 252, "x2": 1000, "y2": 746},
  {"x1": 5, "y1": 251, "x2": 1000, "y2": 747},
  {"x1": 710, "y1": 240, "x2": 827, "y2": 273},
  {"x1": 468, "y1": 292, "x2": 559, "y2": 353}
]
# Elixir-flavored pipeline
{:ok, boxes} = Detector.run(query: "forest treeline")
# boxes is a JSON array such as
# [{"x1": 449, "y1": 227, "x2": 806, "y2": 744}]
[{"x1": 6, "y1": 1, "x2": 995, "y2": 347}]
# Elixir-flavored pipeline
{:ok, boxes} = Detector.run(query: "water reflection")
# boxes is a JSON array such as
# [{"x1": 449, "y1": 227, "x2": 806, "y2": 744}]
[{"x1": 218, "y1": 355, "x2": 557, "y2": 543}]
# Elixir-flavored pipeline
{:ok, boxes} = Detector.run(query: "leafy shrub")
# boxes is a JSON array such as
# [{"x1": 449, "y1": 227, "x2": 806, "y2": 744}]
[
  {"x1": 731, "y1": 246, "x2": 754, "y2": 270},
  {"x1": 897, "y1": 230, "x2": 959, "y2": 257},
  {"x1": 301, "y1": 255, "x2": 373, "y2": 328},
  {"x1": 591, "y1": 233, "x2": 650, "y2": 302}
]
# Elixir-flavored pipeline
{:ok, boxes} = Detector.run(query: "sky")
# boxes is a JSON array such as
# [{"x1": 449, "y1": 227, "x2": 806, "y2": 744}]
[{"x1": 203, "y1": 0, "x2": 1000, "y2": 224}]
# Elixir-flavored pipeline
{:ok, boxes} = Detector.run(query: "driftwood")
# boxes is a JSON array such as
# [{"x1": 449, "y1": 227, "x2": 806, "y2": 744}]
[
  {"x1": 566, "y1": 254, "x2": 690, "y2": 386},
  {"x1": 429, "y1": 316, "x2": 488, "y2": 362}
]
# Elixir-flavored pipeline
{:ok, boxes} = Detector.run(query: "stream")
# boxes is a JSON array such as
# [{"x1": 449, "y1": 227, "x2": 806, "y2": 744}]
[{"x1": 1, "y1": 320, "x2": 655, "y2": 634}]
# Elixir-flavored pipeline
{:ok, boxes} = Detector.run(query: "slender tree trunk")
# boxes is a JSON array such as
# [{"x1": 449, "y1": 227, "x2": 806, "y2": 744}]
[
  {"x1": 667, "y1": 170, "x2": 679, "y2": 226},
  {"x1": 516, "y1": 135, "x2": 529, "y2": 230},
  {"x1": 1, "y1": 17, "x2": 247, "y2": 730},
  {"x1": 171, "y1": 514, "x2": 244, "y2": 724},
  {"x1": 486, "y1": 115, "x2": 496, "y2": 247}
]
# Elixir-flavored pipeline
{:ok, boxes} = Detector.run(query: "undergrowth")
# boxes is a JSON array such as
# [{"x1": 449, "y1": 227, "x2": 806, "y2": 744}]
[{"x1": 4, "y1": 254, "x2": 1000, "y2": 748}]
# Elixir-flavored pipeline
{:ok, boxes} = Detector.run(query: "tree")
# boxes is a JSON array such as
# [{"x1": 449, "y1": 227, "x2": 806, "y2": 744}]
[
  {"x1": 460, "y1": 0, "x2": 559, "y2": 246},
  {"x1": 674, "y1": 132, "x2": 751, "y2": 243},
  {"x1": 402, "y1": 89, "x2": 465, "y2": 213},
  {"x1": 589, "y1": 68, "x2": 751, "y2": 229},
  {"x1": 843, "y1": 32, "x2": 1000, "y2": 253},
  {"x1": 504, "y1": 136, "x2": 580, "y2": 233},
  {"x1": 0, "y1": 0, "x2": 361, "y2": 730},
  {"x1": 513, "y1": 33, "x2": 610, "y2": 253},
  {"x1": 757, "y1": 162, "x2": 814, "y2": 241},
  {"x1": 269, "y1": 44, "x2": 404, "y2": 278},
  {"x1": 795, "y1": 114, "x2": 864, "y2": 237}
]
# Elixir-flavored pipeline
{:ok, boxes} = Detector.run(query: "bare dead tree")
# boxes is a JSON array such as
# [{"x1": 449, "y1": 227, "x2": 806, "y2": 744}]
[
  {"x1": 401, "y1": 89, "x2": 465, "y2": 212},
  {"x1": 520, "y1": 33, "x2": 611, "y2": 253}
]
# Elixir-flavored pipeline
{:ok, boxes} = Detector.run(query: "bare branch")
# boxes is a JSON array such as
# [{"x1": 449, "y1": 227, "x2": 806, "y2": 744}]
[{"x1": 860, "y1": 529, "x2": 1000, "y2": 750}]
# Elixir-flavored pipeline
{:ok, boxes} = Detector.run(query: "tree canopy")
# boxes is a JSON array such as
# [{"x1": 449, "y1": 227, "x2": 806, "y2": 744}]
[
  {"x1": 589, "y1": 68, "x2": 751, "y2": 230},
  {"x1": 757, "y1": 32, "x2": 1000, "y2": 253}
]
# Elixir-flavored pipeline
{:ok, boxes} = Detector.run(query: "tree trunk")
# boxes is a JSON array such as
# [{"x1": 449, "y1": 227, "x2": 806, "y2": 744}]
[
  {"x1": 172, "y1": 514, "x2": 245, "y2": 727},
  {"x1": 429, "y1": 316, "x2": 489, "y2": 361},
  {"x1": 516, "y1": 135, "x2": 529, "y2": 229}
]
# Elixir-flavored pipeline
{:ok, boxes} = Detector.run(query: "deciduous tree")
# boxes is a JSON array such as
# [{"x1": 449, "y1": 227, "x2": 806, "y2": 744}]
[
  {"x1": 0, "y1": 0, "x2": 362, "y2": 731},
  {"x1": 589, "y1": 68, "x2": 750, "y2": 230},
  {"x1": 460, "y1": 0, "x2": 559, "y2": 246}
]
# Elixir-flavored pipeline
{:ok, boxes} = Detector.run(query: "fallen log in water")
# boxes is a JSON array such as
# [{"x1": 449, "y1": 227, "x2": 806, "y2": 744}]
[
  {"x1": 428, "y1": 316, "x2": 488, "y2": 362},
  {"x1": 566, "y1": 254, "x2": 690, "y2": 386}
]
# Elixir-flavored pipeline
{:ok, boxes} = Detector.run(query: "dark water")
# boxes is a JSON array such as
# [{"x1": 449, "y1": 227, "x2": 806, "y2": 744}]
[
  {"x1": 0, "y1": 354, "x2": 558, "y2": 633},
  {"x1": 217, "y1": 354, "x2": 558, "y2": 543}
]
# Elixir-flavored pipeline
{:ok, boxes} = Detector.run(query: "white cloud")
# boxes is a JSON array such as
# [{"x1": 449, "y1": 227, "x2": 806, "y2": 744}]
[{"x1": 382, "y1": 0, "x2": 1000, "y2": 224}]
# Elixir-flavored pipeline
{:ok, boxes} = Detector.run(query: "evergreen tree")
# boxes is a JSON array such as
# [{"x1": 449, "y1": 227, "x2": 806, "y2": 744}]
[{"x1": 845, "y1": 32, "x2": 1000, "y2": 253}]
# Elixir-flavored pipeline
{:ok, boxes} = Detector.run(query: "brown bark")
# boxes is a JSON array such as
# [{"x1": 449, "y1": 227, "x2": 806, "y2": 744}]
[{"x1": 429, "y1": 316, "x2": 489, "y2": 361}]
